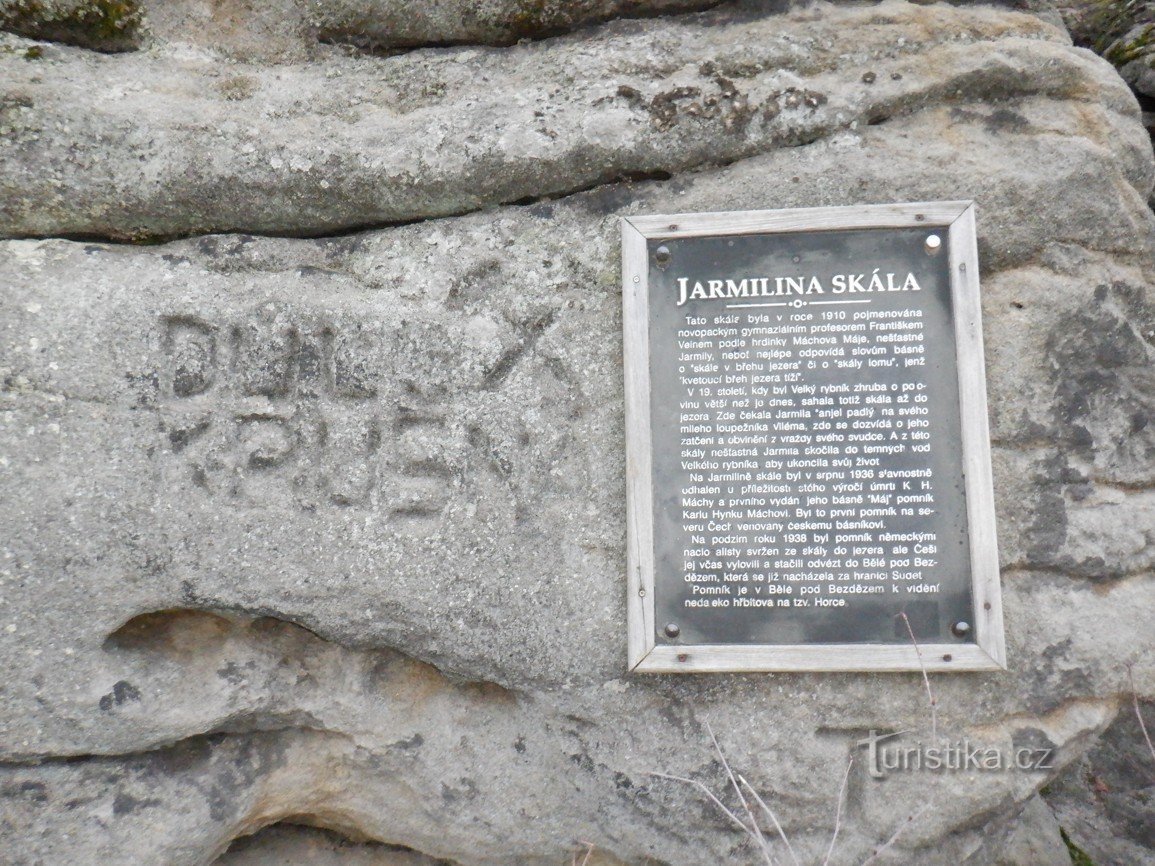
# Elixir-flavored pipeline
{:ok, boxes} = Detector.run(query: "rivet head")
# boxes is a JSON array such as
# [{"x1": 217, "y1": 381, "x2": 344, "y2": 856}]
[
  {"x1": 942, "y1": 654, "x2": 953, "y2": 662},
  {"x1": 677, "y1": 653, "x2": 689, "y2": 662},
  {"x1": 951, "y1": 620, "x2": 971, "y2": 638},
  {"x1": 925, "y1": 234, "x2": 942, "y2": 255},
  {"x1": 664, "y1": 622, "x2": 681, "y2": 638},
  {"x1": 632, "y1": 275, "x2": 640, "y2": 283},
  {"x1": 654, "y1": 245, "x2": 672, "y2": 268}
]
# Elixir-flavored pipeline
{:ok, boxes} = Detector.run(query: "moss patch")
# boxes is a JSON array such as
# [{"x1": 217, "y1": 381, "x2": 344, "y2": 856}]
[
  {"x1": 0, "y1": 0, "x2": 142, "y2": 52},
  {"x1": 1104, "y1": 23, "x2": 1155, "y2": 66},
  {"x1": 1060, "y1": 827, "x2": 1097, "y2": 866}
]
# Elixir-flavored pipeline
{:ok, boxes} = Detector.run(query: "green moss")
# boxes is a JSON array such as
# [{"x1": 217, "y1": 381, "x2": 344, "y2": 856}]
[
  {"x1": 1088, "y1": 0, "x2": 1145, "y2": 54},
  {"x1": 0, "y1": 0, "x2": 142, "y2": 52},
  {"x1": 68, "y1": 0, "x2": 141, "y2": 43},
  {"x1": 23, "y1": 43, "x2": 43, "y2": 59},
  {"x1": 502, "y1": 0, "x2": 592, "y2": 43},
  {"x1": 1104, "y1": 23, "x2": 1155, "y2": 66},
  {"x1": 1060, "y1": 827, "x2": 1097, "y2": 866}
]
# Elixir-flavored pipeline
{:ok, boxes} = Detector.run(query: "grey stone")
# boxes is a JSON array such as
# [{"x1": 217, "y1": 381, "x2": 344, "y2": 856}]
[
  {"x1": 1123, "y1": 59, "x2": 1155, "y2": 98},
  {"x1": 1054, "y1": 0, "x2": 1113, "y2": 47},
  {"x1": 1, "y1": 2, "x2": 1136, "y2": 239},
  {"x1": 985, "y1": 794, "x2": 1072, "y2": 866},
  {"x1": 1, "y1": 0, "x2": 722, "y2": 59},
  {"x1": 305, "y1": 0, "x2": 721, "y2": 51},
  {"x1": 2, "y1": 1, "x2": 1155, "y2": 864},
  {"x1": 137, "y1": 0, "x2": 311, "y2": 63},
  {"x1": 1055, "y1": 0, "x2": 1155, "y2": 97},
  {"x1": 1087, "y1": 3, "x2": 1155, "y2": 98},
  {"x1": 214, "y1": 823, "x2": 631, "y2": 865},
  {"x1": 921, "y1": 789, "x2": 1072, "y2": 864},
  {"x1": 2, "y1": 115, "x2": 1154, "y2": 865},
  {"x1": 217, "y1": 823, "x2": 456, "y2": 865},
  {"x1": 1043, "y1": 698, "x2": 1155, "y2": 866}
]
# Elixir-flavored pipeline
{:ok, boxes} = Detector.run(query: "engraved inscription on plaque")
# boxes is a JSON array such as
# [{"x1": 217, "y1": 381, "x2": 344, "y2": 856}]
[{"x1": 622, "y1": 203, "x2": 1006, "y2": 672}]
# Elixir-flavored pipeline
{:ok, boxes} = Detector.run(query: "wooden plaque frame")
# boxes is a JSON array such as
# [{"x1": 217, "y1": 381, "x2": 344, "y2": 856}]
[{"x1": 621, "y1": 202, "x2": 1006, "y2": 673}]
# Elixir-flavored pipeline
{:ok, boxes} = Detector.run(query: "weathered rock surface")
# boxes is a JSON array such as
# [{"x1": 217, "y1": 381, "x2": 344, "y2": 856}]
[
  {"x1": 1, "y1": 0, "x2": 722, "y2": 57},
  {"x1": 0, "y1": 2, "x2": 1133, "y2": 239},
  {"x1": 305, "y1": 0, "x2": 720, "y2": 51},
  {"x1": 1056, "y1": 0, "x2": 1155, "y2": 98},
  {"x1": 1088, "y1": 1, "x2": 1155, "y2": 98},
  {"x1": 987, "y1": 794, "x2": 1072, "y2": 866},
  {"x1": 1, "y1": 1, "x2": 1154, "y2": 864},
  {"x1": 1042, "y1": 697, "x2": 1155, "y2": 866},
  {"x1": 217, "y1": 824, "x2": 452, "y2": 866}
]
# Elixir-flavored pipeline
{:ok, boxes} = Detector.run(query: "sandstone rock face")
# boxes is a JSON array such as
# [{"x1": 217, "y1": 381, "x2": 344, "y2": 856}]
[
  {"x1": 216, "y1": 823, "x2": 461, "y2": 865},
  {"x1": 1, "y1": 1, "x2": 1154, "y2": 864},
  {"x1": 135, "y1": 0, "x2": 725, "y2": 63},
  {"x1": 0, "y1": 2, "x2": 1126, "y2": 239},
  {"x1": 1, "y1": 0, "x2": 721, "y2": 57},
  {"x1": 305, "y1": 0, "x2": 720, "y2": 50},
  {"x1": 1043, "y1": 698, "x2": 1155, "y2": 866}
]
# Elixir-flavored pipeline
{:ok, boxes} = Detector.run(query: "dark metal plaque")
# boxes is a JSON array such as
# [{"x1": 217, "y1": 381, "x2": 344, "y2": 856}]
[{"x1": 622, "y1": 204, "x2": 1005, "y2": 672}]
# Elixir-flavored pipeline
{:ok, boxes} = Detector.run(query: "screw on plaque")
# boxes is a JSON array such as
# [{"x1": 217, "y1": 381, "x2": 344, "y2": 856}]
[
  {"x1": 925, "y1": 234, "x2": 942, "y2": 255},
  {"x1": 664, "y1": 622, "x2": 681, "y2": 639},
  {"x1": 951, "y1": 620, "x2": 971, "y2": 638},
  {"x1": 654, "y1": 245, "x2": 672, "y2": 269}
]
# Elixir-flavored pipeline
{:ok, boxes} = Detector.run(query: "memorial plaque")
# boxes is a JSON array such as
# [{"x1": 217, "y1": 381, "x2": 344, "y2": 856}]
[{"x1": 622, "y1": 203, "x2": 1006, "y2": 672}]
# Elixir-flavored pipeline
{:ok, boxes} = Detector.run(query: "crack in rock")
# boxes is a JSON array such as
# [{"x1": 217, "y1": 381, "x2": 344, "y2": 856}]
[{"x1": 1, "y1": 2, "x2": 1134, "y2": 240}]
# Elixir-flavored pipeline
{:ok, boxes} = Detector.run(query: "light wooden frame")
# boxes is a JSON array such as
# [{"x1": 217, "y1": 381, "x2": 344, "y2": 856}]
[{"x1": 621, "y1": 202, "x2": 1006, "y2": 673}]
